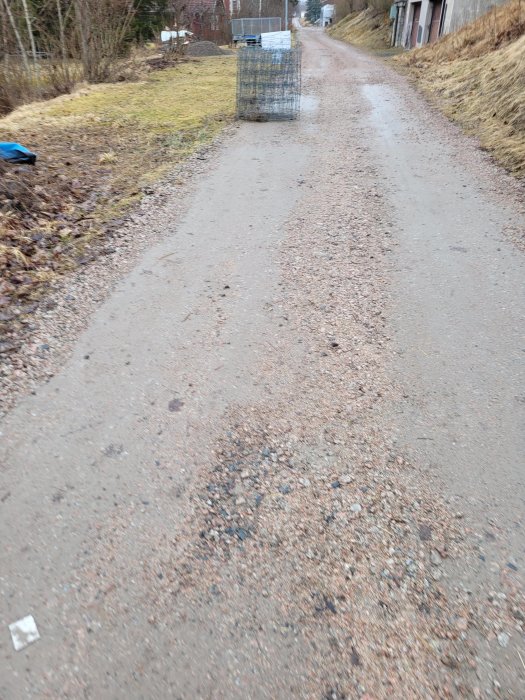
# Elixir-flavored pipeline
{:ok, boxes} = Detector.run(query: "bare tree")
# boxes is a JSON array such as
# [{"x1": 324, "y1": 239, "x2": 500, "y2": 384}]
[
  {"x1": 1, "y1": 0, "x2": 30, "y2": 73},
  {"x1": 20, "y1": 0, "x2": 38, "y2": 72},
  {"x1": 164, "y1": 0, "x2": 191, "y2": 53},
  {"x1": 73, "y1": 0, "x2": 137, "y2": 82}
]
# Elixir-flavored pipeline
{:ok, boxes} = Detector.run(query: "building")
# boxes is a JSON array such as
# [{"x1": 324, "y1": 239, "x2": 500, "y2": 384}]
[
  {"x1": 394, "y1": 0, "x2": 510, "y2": 48},
  {"x1": 320, "y1": 4, "x2": 336, "y2": 27},
  {"x1": 186, "y1": 0, "x2": 228, "y2": 40}
]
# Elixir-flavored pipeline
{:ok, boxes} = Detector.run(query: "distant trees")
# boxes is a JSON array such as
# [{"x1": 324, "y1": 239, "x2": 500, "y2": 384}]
[
  {"x1": 133, "y1": 0, "x2": 170, "y2": 41},
  {"x1": 306, "y1": 0, "x2": 321, "y2": 23}
]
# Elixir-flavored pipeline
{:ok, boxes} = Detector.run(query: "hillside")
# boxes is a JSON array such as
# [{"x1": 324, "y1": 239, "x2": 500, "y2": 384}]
[
  {"x1": 395, "y1": 0, "x2": 525, "y2": 176},
  {"x1": 329, "y1": 8, "x2": 392, "y2": 50}
]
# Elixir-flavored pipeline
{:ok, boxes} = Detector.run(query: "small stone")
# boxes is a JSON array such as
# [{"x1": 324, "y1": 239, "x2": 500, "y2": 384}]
[
  {"x1": 418, "y1": 524, "x2": 432, "y2": 541},
  {"x1": 240, "y1": 470, "x2": 250, "y2": 479},
  {"x1": 350, "y1": 646, "x2": 361, "y2": 666},
  {"x1": 441, "y1": 654, "x2": 459, "y2": 669},
  {"x1": 236, "y1": 528, "x2": 248, "y2": 541},
  {"x1": 235, "y1": 496, "x2": 245, "y2": 506},
  {"x1": 340, "y1": 474, "x2": 352, "y2": 484},
  {"x1": 324, "y1": 597, "x2": 337, "y2": 614},
  {"x1": 331, "y1": 480, "x2": 341, "y2": 489},
  {"x1": 350, "y1": 503, "x2": 362, "y2": 513},
  {"x1": 430, "y1": 549, "x2": 442, "y2": 566},
  {"x1": 278, "y1": 484, "x2": 291, "y2": 495},
  {"x1": 0, "y1": 341, "x2": 19, "y2": 355},
  {"x1": 497, "y1": 632, "x2": 510, "y2": 648},
  {"x1": 168, "y1": 398, "x2": 184, "y2": 412},
  {"x1": 456, "y1": 617, "x2": 468, "y2": 632}
]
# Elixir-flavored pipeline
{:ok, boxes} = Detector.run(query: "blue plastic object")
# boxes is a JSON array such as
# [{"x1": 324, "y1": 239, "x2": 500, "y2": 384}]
[{"x1": 0, "y1": 142, "x2": 37, "y2": 165}]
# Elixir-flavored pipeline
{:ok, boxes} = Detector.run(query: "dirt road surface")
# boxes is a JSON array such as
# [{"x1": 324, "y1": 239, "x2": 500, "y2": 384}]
[{"x1": 1, "y1": 28, "x2": 524, "y2": 699}]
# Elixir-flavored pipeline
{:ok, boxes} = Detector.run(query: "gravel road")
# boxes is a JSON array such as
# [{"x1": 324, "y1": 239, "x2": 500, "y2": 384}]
[{"x1": 1, "y1": 28, "x2": 524, "y2": 699}]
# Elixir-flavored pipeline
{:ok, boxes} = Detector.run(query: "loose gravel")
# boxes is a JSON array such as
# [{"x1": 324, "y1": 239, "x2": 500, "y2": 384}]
[{"x1": 47, "y1": 32, "x2": 523, "y2": 699}]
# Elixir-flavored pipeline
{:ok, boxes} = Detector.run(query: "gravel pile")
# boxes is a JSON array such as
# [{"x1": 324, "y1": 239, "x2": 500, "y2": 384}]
[{"x1": 186, "y1": 41, "x2": 232, "y2": 57}]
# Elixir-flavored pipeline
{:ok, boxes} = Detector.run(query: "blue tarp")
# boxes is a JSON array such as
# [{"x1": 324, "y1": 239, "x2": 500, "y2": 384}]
[{"x1": 0, "y1": 142, "x2": 37, "y2": 165}]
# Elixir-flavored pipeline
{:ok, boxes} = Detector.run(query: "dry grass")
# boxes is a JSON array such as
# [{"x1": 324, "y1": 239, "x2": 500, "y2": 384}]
[
  {"x1": 394, "y1": 0, "x2": 525, "y2": 177},
  {"x1": 0, "y1": 57, "x2": 236, "y2": 311},
  {"x1": 400, "y1": 0, "x2": 525, "y2": 64},
  {"x1": 329, "y1": 8, "x2": 392, "y2": 50}
]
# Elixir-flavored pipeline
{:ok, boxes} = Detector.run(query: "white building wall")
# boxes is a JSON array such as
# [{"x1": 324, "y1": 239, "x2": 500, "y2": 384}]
[
  {"x1": 398, "y1": 0, "x2": 509, "y2": 48},
  {"x1": 442, "y1": 0, "x2": 509, "y2": 34},
  {"x1": 320, "y1": 4, "x2": 335, "y2": 27}
]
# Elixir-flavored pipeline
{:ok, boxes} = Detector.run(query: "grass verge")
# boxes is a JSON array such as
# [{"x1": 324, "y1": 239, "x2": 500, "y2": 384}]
[{"x1": 0, "y1": 56, "x2": 236, "y2": 315}]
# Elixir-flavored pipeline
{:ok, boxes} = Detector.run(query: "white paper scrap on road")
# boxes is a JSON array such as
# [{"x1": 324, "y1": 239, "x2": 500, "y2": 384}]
[
  {"x1": 261, "y1": 31, "x2": 292, "y2": 50},
  {"x1": 9, "y1": 615, "x2": 40, "y2": 651}
]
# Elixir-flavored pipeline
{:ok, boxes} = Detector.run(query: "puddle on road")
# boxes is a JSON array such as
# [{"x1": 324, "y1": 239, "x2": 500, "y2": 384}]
[
  {"x1": 361, "y1": 83, "x2": 400, "y2": 138},
  {"x1": 300, "y1": 94, "x2": 319, "y2": 114},
  {"x1": 300, "y1": 94, "x2": 319, "y2": 133}
]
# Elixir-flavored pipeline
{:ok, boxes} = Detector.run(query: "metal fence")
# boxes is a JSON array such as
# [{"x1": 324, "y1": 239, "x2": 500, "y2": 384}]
[
  {"x1": 236, "y1": 46, "x2": 301, "y2": 121},
  {"x1": 231, "y1": 17, "x2": 282, "y2": 41}
]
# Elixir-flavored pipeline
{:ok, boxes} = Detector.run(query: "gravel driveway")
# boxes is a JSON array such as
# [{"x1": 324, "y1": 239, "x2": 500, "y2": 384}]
[{"x1": 0, "y1": 28, "x2": 524, "y2": 699}]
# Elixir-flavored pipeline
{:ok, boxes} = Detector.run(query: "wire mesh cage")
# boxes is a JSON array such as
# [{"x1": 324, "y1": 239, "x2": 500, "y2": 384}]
[{"x1": 236, "y1": 46, "x2": 302, "y2": 122}]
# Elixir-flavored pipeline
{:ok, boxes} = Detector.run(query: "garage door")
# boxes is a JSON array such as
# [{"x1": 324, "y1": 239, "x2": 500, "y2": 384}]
[
  {"x1": 429, "y1": 0, "x2": 443, "y2": 43},
  {"x1": 410, "y1": 2, "x2": 422, "y2": 48}
]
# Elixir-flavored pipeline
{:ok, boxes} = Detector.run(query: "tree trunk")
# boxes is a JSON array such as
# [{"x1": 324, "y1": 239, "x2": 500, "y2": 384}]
[
  {"x1": 56, "y1": 0, "x2": 67, "y2": 64},
  {"x1": 74, "y1": 0, "x2": 91, "y2": 79},
  {"x1": 20, "y1": 0, "x2": 39, "y2": 78},
  {"x1": 1, "y1": 0, "x2": 31, "y2": 74}
]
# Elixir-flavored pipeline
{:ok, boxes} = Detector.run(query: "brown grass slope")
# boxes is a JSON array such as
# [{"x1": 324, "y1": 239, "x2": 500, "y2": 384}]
[
  {"x1": 329, "y1": 8, "x2": 392, "y2": 50},
  {"x1": 395, "y1": 0, "x2": 525, "y2": 177}
]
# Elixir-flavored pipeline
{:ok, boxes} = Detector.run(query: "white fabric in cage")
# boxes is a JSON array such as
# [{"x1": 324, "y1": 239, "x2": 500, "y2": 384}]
[{"x1": 260, "y1": 31, "x2": 292, "y2": 50}]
